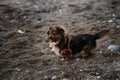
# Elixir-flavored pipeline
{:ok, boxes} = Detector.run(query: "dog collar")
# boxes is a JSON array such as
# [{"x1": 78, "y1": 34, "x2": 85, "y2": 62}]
[
  {"x1": 67, "y1": 36, "x2": 72, "y2": 49},
  {"x1": 60, "y1": 36, "x2": 73, "y2": 60}
]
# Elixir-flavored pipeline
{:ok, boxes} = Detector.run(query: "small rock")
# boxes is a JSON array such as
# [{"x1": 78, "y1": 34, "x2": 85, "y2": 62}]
[
  {"x1": 97, "y1": 76, "x2": 101, "y2": 79},
  {"x1": 96, "y1": 72, "x2": 99, "y2": 75},
  {"x1": 15, "y1": 68, "x2": 21, "y2": 71},
  {"x1": 107, "y1": 45, "x2": 120, "y2": 51},
  {"x1": 52, "y1": 75, "x2": 57, "y2": 80},
  {"x1": 116, "y1": 25, "x2": 120, "y2": 28},
  {"x1": 99, "y1": 51, "x2": 102, "y2": 53},
  {"x1": 18, "y1": 77, "x2": 21, "y2": 80},
  {"x1": 80, "y1": 70, "x2": 83, "y2": 72},
  {"x1": 25, "y1": 69, "x2": 29, "y2": 73},
  {"x1": 10, "y1": 19, "x2": 16, "y2": 23},
  {"x1": 44, "y1": 76, "x2": 49, "y2": 79},
  {"x1": 61, "y1": 72, "x2": 65, "y2": 75},
  {"x1": 115, "y1": 68, "x2": 120, "y2": 71},
  {"x1": 59, "y1": 9, "x2": 63, "y2": 12},
  {"x1": 76, "y1": 58, "x2": 80, "y2": 61},
  {"x1": 112, "y1": 14, "x2": 116, "y2": 17},
  {"x1": 17, "y1": 30, "x2": 25, "y2": 34},
  {"x1": 33, "y1": 5, "x2": 40, "y2": 11},
  {"x1": 62, "y1": 78, "x2": 70, "y2": 80},
  {"x1": 23, "y1": 16, "x2": 27, "y2": 19},
  {"x1": 108, "y1": 20, "x2": 113, "y2": 23},
  {"x1": 33, "y1": 5, "x2": 39, "y2": 9}
]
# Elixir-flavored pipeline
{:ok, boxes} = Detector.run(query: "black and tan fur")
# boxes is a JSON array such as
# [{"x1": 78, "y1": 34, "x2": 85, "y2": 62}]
[{"x1": 47, "y1": 26, "x2": 109, "y2": 61}]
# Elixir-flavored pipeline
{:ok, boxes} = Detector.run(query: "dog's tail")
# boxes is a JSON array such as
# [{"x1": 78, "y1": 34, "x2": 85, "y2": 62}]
[{"x1": 94, "y1": 29, "x2": 109, "y2": 40}]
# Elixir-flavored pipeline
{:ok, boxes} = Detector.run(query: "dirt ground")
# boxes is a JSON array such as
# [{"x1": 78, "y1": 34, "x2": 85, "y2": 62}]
[{"x1": 0, "y1": 0, "x2": 120, "y2": 80}]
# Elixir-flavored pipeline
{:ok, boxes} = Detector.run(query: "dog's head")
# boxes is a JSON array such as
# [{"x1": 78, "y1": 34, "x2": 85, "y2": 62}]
[{"x1": 47, "y1": 26, "x2": 65, "y2": 42}]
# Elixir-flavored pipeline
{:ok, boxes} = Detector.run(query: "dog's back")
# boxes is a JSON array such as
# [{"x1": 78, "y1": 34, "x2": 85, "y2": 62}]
[
  {"x1": 70, "y1": 29, "x2": 109, "y2": 54},
  {"x1": 70, "y1": 34, "x2": 95, "y2": 53}
]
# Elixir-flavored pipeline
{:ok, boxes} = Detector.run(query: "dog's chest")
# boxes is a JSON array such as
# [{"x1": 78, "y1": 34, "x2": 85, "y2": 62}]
[{"x1": 49, "y1": 42, "x2": 60, "y2": 56}]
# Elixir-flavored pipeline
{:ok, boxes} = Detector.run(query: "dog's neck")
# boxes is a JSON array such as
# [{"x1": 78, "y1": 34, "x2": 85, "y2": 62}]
[{"x1": 56, "y1": 35, "x2": 68, "y2": 50}]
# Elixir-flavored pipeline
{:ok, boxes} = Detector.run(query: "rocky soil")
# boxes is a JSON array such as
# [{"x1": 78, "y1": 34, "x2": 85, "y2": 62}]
[{"x1": 0, "y1": 0, "x2": 120, "y2": 80}]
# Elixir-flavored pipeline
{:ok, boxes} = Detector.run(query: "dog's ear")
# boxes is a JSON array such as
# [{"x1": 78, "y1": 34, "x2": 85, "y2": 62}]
[{"x1": 57, "y1": 26, "x2": 65, "y2": 34}]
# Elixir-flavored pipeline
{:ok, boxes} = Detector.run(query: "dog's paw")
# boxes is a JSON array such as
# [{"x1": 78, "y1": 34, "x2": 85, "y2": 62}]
[
  {"x1": 82, "y1": 53, "x2": 89, "y2": 58},
  {"x1": 60, "y1": 58, "x2": 65, "y2": 61},
  {"x1": 82, "y1": 53, "x2": 92, "y2": 58}
]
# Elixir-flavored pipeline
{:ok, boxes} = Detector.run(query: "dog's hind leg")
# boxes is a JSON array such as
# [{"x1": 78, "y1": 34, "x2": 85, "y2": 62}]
[{"x1": 82, "y1": 42, "x2": 96, "y2": 58}]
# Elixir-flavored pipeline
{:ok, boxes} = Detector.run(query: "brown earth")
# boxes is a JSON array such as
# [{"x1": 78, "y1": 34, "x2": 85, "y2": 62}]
[{"x1": 0, "y1": 0, "x2": 120, "y2": 80}]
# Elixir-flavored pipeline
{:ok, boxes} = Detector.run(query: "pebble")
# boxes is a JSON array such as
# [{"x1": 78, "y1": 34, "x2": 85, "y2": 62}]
[
  {"x1": 10, "y1": 19, "x2": 16, "y2": 23},
  {"x1": 52, "y1": 75, "x2": 57, "y2": 80},
  {"x1": 108, "y1": 20, "x2": 113, "y2": 23},
  {"x1": 17, "y1": 30, "x2": 25, "y2": 34},
  {"x1": 107, "y1": 45, "x2": 120, "y2": 51},
  {"x1": 76, "y1": 58, "x2": 80, "y2": 61},
  {"x1": 15, "y1": 68, "x2": 21, "y2": 71},
  {"x1": 112, "y1": 14, "x2": 116, "y2": 17},
  {"x1": 115, "y1": 68, "x2": 120, "y2": 71},
  {"x1": 116, "y1": 25, "x2": 120, "y2": 28},
  {"x1": 61, "y1": 72, "x2": 65, "y2": 75},
  {"x1": 18, "y1": 77, "x2": 21, "y2": 80},
  {"x1": 96, "y1": 72, "x2": 99, "y2": 75},
  {"x1": 33, "y1": 5, "x2": 39, "y2": 10},
  {"x1": 62, "y1": 78, "x2": 70, "y2": 80},
  {"x1": 99, "y1": 51, "x2": 102, "y2": 53},
  {"x1": 59, "y1": 9, "x2": 63, "y2": 12},
  {"x1": 80, "y1": 70, "x2": 83, "y2": 72},
  {"x1": 44, "y1": 76, "x2": 49, "y2": 79},
  {"x1": 32, "y1": 5, "x2": 41, "y2": 12},
  {"x1": 97, "y1": 76, "x2": 101, "y2": 79},
  {"x1": 25, "y1": 69, "x2": 29, "y2": 73}
]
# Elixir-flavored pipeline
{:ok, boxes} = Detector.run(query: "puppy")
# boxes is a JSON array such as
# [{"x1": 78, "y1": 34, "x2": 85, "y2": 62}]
[{"x1": 47, "y1": 26, "x2": 109, "y2": 61}]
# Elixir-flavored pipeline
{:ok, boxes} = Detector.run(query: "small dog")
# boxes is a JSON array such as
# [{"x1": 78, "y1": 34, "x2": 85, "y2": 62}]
[{"x1": 47, "y1": 26, "x2": 109, "y2": 61}]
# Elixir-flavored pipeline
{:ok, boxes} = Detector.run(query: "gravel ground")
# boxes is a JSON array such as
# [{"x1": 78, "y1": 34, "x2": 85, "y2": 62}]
[{"x1": 0, "y1": 0, "x2": 120, "y2": 80}]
